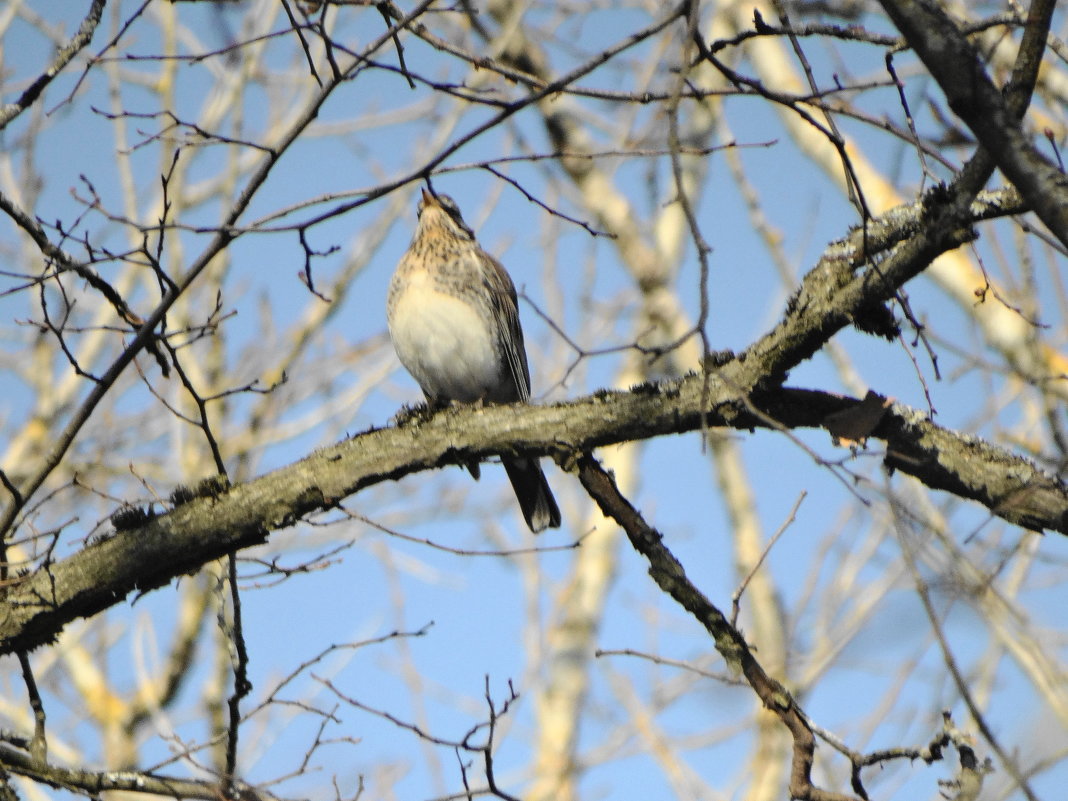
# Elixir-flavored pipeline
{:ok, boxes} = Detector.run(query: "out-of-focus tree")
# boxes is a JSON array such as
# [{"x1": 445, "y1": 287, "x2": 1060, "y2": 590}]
[{"x1": 0, "y1": 1, "x2": 1065, "y2": 800}]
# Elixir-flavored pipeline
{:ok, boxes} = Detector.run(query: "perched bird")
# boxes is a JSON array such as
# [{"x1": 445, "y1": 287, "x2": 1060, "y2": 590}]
[{"x1": 387, "y1": 188, "x2": 561, "y2": 533}]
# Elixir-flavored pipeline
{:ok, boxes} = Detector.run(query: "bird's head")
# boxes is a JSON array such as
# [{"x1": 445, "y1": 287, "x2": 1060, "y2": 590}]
[{"x1": 417, "y1": 188, "x2": 476, "y2": 241}]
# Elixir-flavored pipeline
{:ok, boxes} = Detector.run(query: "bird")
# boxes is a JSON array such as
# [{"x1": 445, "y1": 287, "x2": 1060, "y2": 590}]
[{"x1": 387, "y1": 188, "x2": 561, "y2": 533}]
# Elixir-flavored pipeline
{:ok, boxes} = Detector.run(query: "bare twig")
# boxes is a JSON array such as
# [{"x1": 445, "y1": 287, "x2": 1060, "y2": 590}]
[
  {"x1": 16, "y1": 654, "x2": 46, "y2": 765},
  {"x1": 731, "y1": 491, "x2": 806, "y2": 627}
]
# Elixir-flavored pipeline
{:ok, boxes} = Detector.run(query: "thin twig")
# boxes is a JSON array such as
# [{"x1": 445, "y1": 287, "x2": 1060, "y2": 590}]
[{"x1": 731, "y1": 491, "x2": 806, "y2": 627}]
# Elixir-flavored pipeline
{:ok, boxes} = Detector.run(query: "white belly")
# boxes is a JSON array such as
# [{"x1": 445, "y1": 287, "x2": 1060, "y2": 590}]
[{"x1": 388, "y1": 273, "x2": 504, "y2": 402}]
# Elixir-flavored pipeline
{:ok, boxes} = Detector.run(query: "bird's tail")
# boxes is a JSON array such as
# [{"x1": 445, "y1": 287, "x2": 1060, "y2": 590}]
[{"x1": 503, "y1": 458, "x2": 561, "y2": 533}]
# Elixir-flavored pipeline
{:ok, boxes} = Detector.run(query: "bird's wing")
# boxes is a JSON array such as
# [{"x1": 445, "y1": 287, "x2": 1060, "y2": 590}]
[{"x1": 483, "y1": 251, "x2": 531, "y2": 402}]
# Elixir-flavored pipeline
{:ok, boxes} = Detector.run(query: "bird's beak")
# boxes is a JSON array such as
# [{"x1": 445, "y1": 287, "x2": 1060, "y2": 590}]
[{"x1": 421, "y1": 187, "x2": 434, "y2": 205}]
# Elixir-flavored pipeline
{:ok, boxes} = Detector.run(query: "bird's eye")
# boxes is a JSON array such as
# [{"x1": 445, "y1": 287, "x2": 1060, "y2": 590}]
[
  {"x1": 438, "y1": 195, "x2": 461, "y2": 218},
  {"x1": 436, "y1": 195, "x2": 473, "y2": 236}
]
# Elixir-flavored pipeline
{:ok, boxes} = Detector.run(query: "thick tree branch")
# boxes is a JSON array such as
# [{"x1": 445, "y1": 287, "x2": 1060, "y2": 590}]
[
  {"x1": 748, "y1": 185, "x2": 1023, "y2": 386},
  {"x1": 0, "y1": 742, "x2": 279, "y2": 801},
  {"x1": 0, "y1": 375, "x2": 1063, "y2": 656},
  {"x1": 878, "y1": 0, "x2": 1068, "y2": 247}
]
